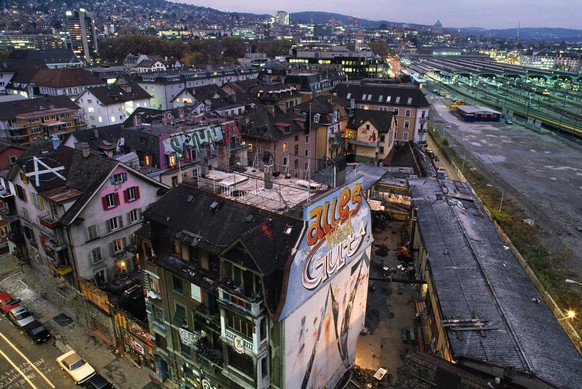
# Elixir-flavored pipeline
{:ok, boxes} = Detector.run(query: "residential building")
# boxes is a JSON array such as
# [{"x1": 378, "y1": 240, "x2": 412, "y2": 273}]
[
  {"x1": 65, "y1": 8, "x2": 98, "y2": 64},
  {"x1": 294, "y1": 95, "x2": 351, "y2": 165},
  {"x1": 75, "y1": 82, "x2": 151, "y2": 128},
  {"x1": 64, "y1": 115, "x2": 247, "y2": 188},
  {"x1": 345, "y1": 109, "x2": 396, "y2": 164},
  {"x1": 137, "y1": 167, "x2": 372, "y2": 388},
  {"x1": 30, "y1": 68, "x2": 105, "y2": 98},
  {"x1": 0, "y1": 95, "x2": 86, "y2": 146},
  {"x1": 238, "y1": 103, "x2": 315, "y2": 178},
  {"x1": 7, "y1": 141, "x2": 168, "y2": 290},
  {"x1": 7, "y1": 48, "x2": 84, "y2": 69},
  {"x1": 333, "y1": 82, "x2": 430, "y2": 144}
]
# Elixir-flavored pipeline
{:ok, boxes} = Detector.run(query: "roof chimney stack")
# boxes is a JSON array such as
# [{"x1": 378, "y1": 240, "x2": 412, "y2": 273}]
[{"x1": 80, "y1": 142, "x2": 91, "y2": 158}]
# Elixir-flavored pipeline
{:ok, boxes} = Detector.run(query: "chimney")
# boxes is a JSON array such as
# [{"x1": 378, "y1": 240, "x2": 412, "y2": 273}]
[
  {"x1": 80, "y1": 142, "x2": 91, "y2": 158},
  {"x1": 51, "y1": 135, "x2": 60, "y2": 150},
  {"x1": 93, "y1": 128, "x2": 99, "y2": 139},
  {"x1": 266, "y1": 104, "x2": 275, "y2": 116}
]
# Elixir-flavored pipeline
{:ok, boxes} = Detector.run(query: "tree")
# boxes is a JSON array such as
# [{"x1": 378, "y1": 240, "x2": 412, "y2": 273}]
[
  {"x1": 222, "y1": 37, "x2": 246, "y2": 61},
  {"x1": 368, "y1": 41, "x2": 390, "y2": 60},
  {"x1": 257, "y1": 39, "x2": 294, "y2": 58}
]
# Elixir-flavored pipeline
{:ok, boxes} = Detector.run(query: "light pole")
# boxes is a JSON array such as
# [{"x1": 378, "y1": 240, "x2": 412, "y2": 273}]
[
  {"x1": 558, "y1": 310, "x2": 576, "y2": 321},
  {"x1": 486, "y1": 184, "x2": 504, "y2": 212},
  {"x1": 566, "y1": 278, "x2": 582, "y2": 286}
]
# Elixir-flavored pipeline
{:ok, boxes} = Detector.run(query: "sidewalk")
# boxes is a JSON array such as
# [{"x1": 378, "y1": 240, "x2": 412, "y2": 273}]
[{"x1": 0, "y1": 253, "x2": 161, "y2": 389}]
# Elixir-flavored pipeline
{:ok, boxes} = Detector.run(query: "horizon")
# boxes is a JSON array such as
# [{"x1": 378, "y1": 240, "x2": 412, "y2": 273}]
[{"x1": 171, "y1": 0, "x2": 582, "y2": 30}]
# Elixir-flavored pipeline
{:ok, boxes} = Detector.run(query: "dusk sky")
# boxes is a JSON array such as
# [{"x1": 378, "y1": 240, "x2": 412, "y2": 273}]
[{"x1": 173, "y1": 0, "x2": 582, "y2": 30}]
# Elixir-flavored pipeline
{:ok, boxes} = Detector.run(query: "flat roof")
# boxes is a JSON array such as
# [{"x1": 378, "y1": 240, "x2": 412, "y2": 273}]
[{"x1": 409, "y1": 178, "x2": 582, "y2": 388}]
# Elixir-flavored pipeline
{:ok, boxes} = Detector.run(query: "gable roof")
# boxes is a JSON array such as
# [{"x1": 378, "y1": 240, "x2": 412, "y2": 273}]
[
  {"x1": 144, "y1": 184, "x2": 302, "y2": 270},
  {"x1": 31, "y1": 68, "x2": 104, "y2": 88},
  {"x1": 347, "y1": 109, "x2": 394, "y2": 133},
  {"x1": 8, "y1": 48, "x2": 82, "y2": 66},
  {"x1": 334, "y1": 82, "x2": 429, "y2": 107},
  {"x1": 80, "y1": 83, "x2": 151, "y2": 105}
]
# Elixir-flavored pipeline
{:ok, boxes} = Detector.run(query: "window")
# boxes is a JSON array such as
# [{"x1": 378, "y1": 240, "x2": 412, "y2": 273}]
[
  {"x1": 173, "y1": 276, "x2": 184, "y2": 295},
  {"x1": 294, "y1": 144, "x2": 298, "y2": 156},
  {"x1": 404, "y1": 121, "x2": 410, "y2": 129},
  {"x1": 394, "y1": 108, "x2": 399, "y2": 116},
  {"x1": 168, "y1": 154, "x2": 176, "y2": 167},
  {"x1": 261, "y1": 357, "x2": 269, "y2": 379},
  {"x1": 170, "y1": 238, "x2": 181, "y2": 257},
  {"x1": 127, "y1": 209, "x2": 142, "y2": 224},
  {"x1": 107, "y1": 216, "x2": 123, "y2": 232},
  {"x1": 225, "y1": 310, "x2": 254, "y2": 338},
  {"x1": 145, "y1": 271, "x2": 161, "y2": 299},
  {"x1": 19, "y1": 171, "x2": 29, "y2": 184},
  {"x1": 124, "y1": 186, "x2": 140, "y2": 203},
  {"x1": 15, "y1": 185, "x2": 27, "y2": 202},
  {"x1": 403, "y1": 132, "x2": 409, "y2": 141},
  {"x1": 111, "y1": 238, "x2": 125, "y2": 255},
  {"x1": 154, "y1": 333, "x2": 167, "y2": 350},
  {"x1": 305, "y1": 135, "x2": 309, "y2": 144},
  {"x1": 94, "y1": 269, "x2": 106, "y2": 286},
  {"x1": 111, "y1": 173, "x2": 127, "y2": 185},
  {"x1": 227, "y1": 347, "x2": 253, "y2": 377},
  {"x1": 151, "y1": 304, "x2": 165, "y2": 329},
  {"x1": 86, "y1": 225, "x2": 99, "y2": 241},
  {"x1": 304, "y1": 149, "x2": 309, "y2": 157},
  {"x1": 102, "y1": 193, "x2": 119, "y2": 210},
  {"x1": 90, "y1": 247, "x2": 103, "y2": 265},
  {"x1": 282, "y1": 143, "x2": 287, "y2": 152},
  {"x1": 405, "y1": 109, "x2": 411, "y2": 117},
  {"x1": 23, "y1": 225, "x2": 35, "y2": 244},
  {"x1": 9, "y1": 156, "x2": 17, "y2": 164},
  {"x1": 282, "y1": 156, "x2": 287, "y2": 166},
  {"x1": 32, "y1": 193, "x2": 44, "y2": 209}
]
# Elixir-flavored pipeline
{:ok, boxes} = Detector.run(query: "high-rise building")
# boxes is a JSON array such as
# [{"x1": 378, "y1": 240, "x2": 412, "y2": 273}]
[
  {"x1": 65, "y1": 8, "x2": 98, "y2": 64},
  {"x1": 275, "y1": 11, "x2": 290, "y2": 25}
]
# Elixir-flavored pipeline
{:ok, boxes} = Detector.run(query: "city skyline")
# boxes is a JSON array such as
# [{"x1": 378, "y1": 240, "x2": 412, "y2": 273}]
[{"x1": 173, "y1": 0, "x2": 582, "y2": 30}]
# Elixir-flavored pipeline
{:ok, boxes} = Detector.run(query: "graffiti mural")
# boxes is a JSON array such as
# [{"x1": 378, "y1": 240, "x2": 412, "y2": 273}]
[
  {"x1": 281, "y1": 178, "x2": 373, "y2": 389},
  {"x1": 161, "y1": 122, "x2": 240, "y2": 161}
]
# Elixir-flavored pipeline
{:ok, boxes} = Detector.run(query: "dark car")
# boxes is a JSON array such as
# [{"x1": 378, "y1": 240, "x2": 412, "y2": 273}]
[
  {"x1": 24, "y1": 320, "x2": 51, "y2": 343},
  {"x1": 84, "y1": 373, "x2": 115, "y2": 389}
]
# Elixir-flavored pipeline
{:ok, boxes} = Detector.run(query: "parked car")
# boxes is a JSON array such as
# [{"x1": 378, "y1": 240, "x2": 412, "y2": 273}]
[
  {"x1": 0, "y1": 291, "x2": 21, "y2": 314},
  {"x1": 23, "y1": 320, "x2": 51, "y2": 343},
  {"x1": 8, "y1": 306, "x2": 35, "y2": 328},
  {"x1": 56, "y1": 350, "x2": 96, "y2": 384},
  {"x1": 505, "y1": 118, "x2": 513, "y2": 124},
  {"x1": 85, "y1": 373, "x2": 115, "y2": 389}
]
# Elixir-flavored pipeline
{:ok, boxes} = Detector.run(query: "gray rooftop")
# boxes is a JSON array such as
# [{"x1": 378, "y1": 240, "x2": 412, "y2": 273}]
[{"x1": 409, "y1": 177, "x2": 582, "y2": 389}]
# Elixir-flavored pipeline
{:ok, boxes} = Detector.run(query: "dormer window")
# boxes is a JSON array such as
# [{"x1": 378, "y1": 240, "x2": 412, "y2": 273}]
[{"x1": 111, "y1": 172, "x2": 127, "y2": 185}]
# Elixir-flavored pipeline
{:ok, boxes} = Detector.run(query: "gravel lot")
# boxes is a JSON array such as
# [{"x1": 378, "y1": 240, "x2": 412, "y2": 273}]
[{"x1": 428, "y1": 96, "x2": 582, "y2": 279}]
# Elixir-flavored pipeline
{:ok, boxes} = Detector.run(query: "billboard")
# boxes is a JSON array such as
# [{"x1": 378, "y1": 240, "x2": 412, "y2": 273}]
[{"x1": 280, "y1": 178, "x2": 373, "y2": 388}]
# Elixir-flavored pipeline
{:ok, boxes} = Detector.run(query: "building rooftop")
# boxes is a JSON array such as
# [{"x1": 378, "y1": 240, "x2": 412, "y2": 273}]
[{"x1": 409, "y1": 177, "x2": 582, "y2": 388}]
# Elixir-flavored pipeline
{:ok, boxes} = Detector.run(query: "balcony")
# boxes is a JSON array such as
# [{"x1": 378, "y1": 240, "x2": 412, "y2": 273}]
[
  {"x1": 193, "y1": 304, "x2": 220, "y2": 327},
  {"x1": 218, "y1": 280, "x2": 263, "y2": 317},
  {"x1": 39, "y1": 212, "x2": 60, "y2": 229},
  {"x1": 49, "y1": 261, "x2": 73, "y2": 276}
]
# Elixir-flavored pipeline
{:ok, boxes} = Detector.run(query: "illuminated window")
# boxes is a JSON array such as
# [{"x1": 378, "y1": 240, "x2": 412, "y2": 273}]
[
  {"x1": 283, "y1": 143, "x2": 287, "y2": 152},
  {"x1": 169, "y1": 154, "x2": 176, "y2": 167}
]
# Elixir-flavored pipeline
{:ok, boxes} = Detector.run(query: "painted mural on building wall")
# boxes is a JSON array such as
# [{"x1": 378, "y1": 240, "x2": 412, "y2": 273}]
[
  {"x1": 280, "y1": 178, "x2": 372, "y2": 388},
  {"x1": 161, "y1": 122, "x2": 240, "y2": 161}
]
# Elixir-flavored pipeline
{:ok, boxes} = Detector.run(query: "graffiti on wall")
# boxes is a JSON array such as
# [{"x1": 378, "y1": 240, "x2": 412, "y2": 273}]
[{"x1": 161, "y1": 122, "x2": 240, "y2": 161}]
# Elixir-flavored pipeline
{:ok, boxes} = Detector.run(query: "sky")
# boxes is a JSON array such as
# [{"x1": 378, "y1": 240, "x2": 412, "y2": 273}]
[{"x1": 173, "y1": 0, "x2": 582, "y2": 30}]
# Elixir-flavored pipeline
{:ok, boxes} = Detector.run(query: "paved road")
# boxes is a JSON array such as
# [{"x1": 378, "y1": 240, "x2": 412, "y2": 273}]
[{"x1": 428, "y1": 93, "x2": 582, "y2": 281}]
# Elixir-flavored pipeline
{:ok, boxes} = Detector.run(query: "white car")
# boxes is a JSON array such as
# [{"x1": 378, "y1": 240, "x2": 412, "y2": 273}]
[
  {"x1": 56, "y1": 350, "x2": 96, "y2": 384},
  {"x1": 8, "y1": 306, "x2": 35, "y2": 328}
]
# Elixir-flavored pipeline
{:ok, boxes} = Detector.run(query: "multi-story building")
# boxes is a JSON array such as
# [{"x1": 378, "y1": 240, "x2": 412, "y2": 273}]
[
  {"x1": 74, "y1": 82, "x2": 151, "y2": 128},
  {"x1": 334, "y1": 82, "x2": 430, "y2": 144},
  {"x1": 65, "y1": 8, "x2": 98, "y2": 64},
  {"x1": 0, "y1": 96, "x2": 86, "y2": 146},
  {"x1": 345, "y1": 109, "x2": 396, "y2": 164},
  {"x1": 137, "y1": 166, "x2": 372, "y2": 388},
  {"x1": 7, "y1": 141, "x2": 168, "y2": 289},
  {"x1": 30, "y1": 68, "x2": 105, "y2": 98}
]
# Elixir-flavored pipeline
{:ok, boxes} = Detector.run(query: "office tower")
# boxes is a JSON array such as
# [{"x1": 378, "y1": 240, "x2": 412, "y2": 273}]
[{"x1": 65, "y1": 8, "x2": 98, "y2": 64}]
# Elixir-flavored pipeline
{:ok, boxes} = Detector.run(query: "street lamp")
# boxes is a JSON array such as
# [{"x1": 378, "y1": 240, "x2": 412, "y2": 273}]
[
  {"x1": 486, "y1": 184, "x2": 504, "y2": 212},
  {"x1": 558, "y1": 310, "x2": 576, "y2": 321},
  {"x1": 566, "y1": 278, "x2": 582, "y2": 286}
]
